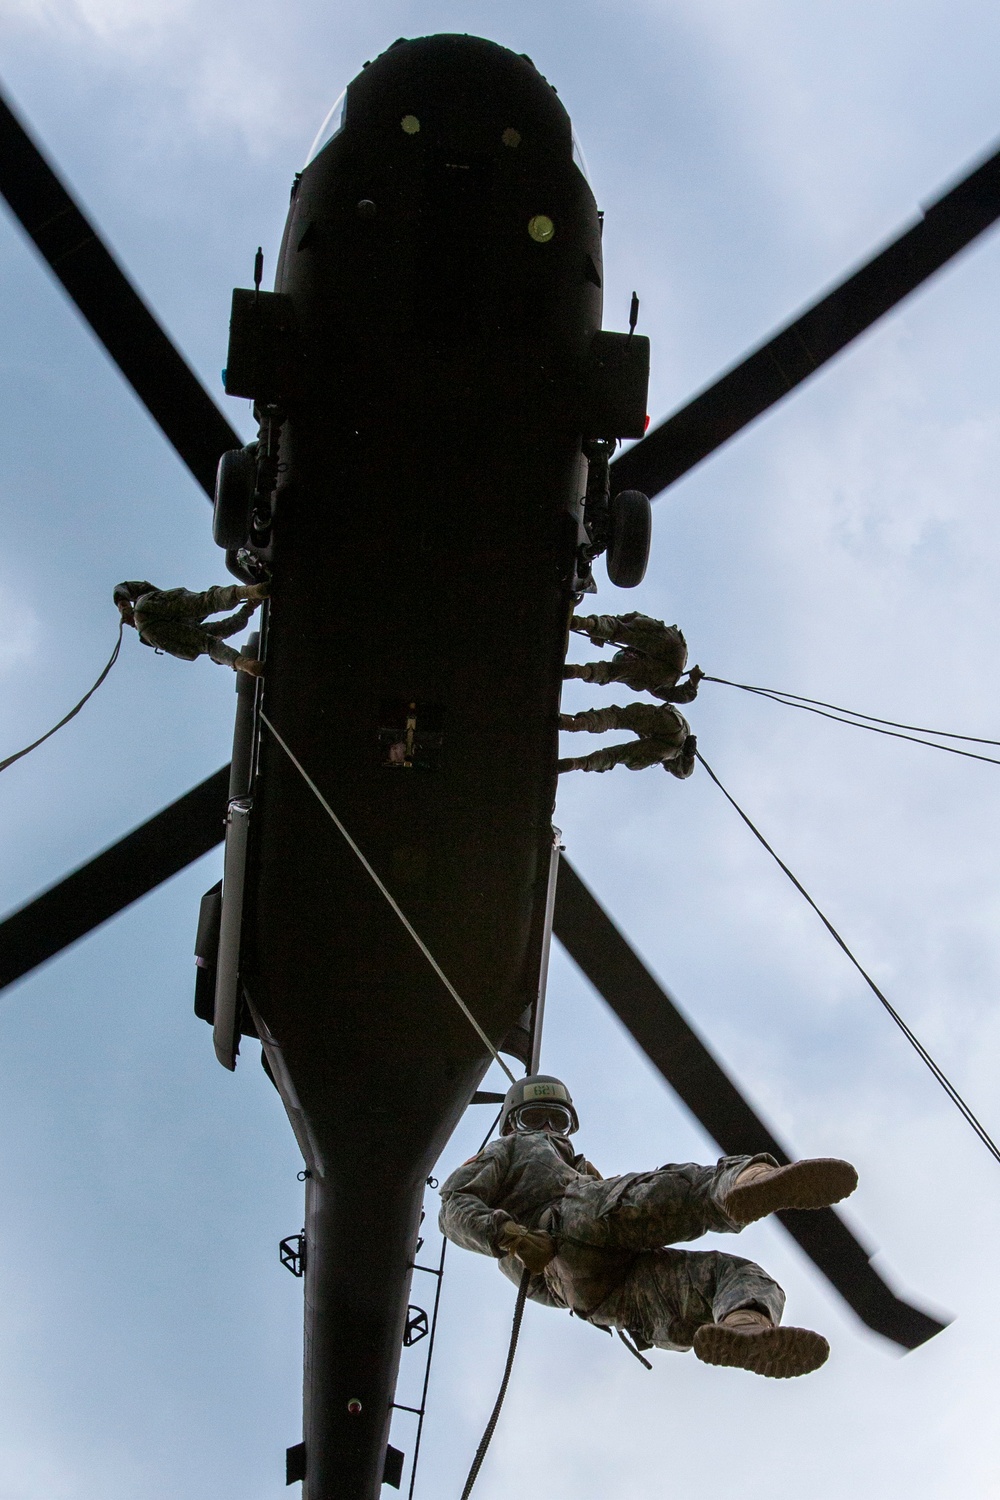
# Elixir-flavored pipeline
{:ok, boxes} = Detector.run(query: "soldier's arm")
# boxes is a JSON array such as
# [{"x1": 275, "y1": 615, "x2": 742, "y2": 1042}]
[
  {"x1": 569, "y1": 613, "x2": 620, "y2": 647},
  {"x1": 655, "y1": 667, "x2": 704, "y2": 705},
  {"x1": 204, "y1": 603, "x2": 256, "y2": 639},
  {"x1": 438, "y1": 1140, "x2": 514, "y2": 1257},
  {"x1": 665, "y1": 734, "x2": 697, "y2": 779},
  {"x1": 575, "y1": 1156, "x2": 604, "y2": 1180}
]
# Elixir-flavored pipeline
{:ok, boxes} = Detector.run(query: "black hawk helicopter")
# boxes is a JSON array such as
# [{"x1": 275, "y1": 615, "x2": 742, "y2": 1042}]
[{"x1": 4, "y1": 29, "x2": 999, "y2": 1500}]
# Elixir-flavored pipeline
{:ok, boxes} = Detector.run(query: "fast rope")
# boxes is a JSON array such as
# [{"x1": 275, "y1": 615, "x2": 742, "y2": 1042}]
[
  {"x1": 704, "y1": 675, "x2": 1000, "y2": 769},
  {"x1": 459, "y1": 1267, "x2": 531, "y2": 1500},
  {"x1": 697, "y1": 750, "x2": 1000, "y2": 1167},
  {"x1": 0, "y1": 623, "x2": 123, "y2": 775},
  {"x1": 407, "y1": 1111, "x2": 503, "y2": 1500},
  {"x1": 260, "y1": 711, "x2": 516, "y2": 1084}
]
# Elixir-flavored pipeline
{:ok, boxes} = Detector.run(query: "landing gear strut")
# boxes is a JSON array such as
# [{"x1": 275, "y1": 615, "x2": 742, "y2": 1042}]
[{"x1": 577, "y1": 439, "x2": 651, "y2": 590}]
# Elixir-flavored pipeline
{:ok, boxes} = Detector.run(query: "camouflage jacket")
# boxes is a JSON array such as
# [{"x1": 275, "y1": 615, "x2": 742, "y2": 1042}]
[
  {"x1": 572, "y1": 612, "x2": 687, "y2": 665},
  {"x1": 439, "y1": 1131, "x2": 601, "y2": 1304}
]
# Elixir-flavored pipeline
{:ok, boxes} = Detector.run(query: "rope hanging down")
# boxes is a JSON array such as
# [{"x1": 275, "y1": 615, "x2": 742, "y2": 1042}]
[
  {"x1": 407, "y1": 1112, "x2": 502, "y2": 1500},
  {"x1": 0, "y1": 623, "x2": 123, "y2": 775},
  {"x1": 705, "y1": 675, "x2": 1000, "y2": 769},
  {"x1": 460, "y1": 1267, "x2": 531, "y2": 1500},
  {"x1": 697, "y1": 751, "x2": 1000, "y2": 1168},
  {"x1": 260, "y1": 711, "x2": 515, "y2": 1084}
]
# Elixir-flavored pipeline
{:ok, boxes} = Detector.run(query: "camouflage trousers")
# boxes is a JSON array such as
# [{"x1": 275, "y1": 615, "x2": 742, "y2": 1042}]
[
  {"x1": 134, "y1": 586, "x2": 255, "y2": 667},
  {"x1": 560, "y1": 703, "x2": 688, "y2": 739},
  {"x1": 558, "y1": 702, "x2": 691, "y2": 775},
  {"x1": 541, "y1": 1155, "x2": 785, "y2": 1352},
  {"x1": 563, "y1": 657, "x2": 698, "y2": 703},
  {"x1": 559, "y1": 739, "x2": 679, "y2": 773}
]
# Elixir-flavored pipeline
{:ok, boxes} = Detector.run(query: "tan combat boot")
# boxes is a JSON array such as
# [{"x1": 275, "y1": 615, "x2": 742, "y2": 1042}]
[
  {"x1": 722, "y1": 1158, "x2": 857, "y2": 1227},
  {"x1": 234, "y1": 655, "x2": 265, "y2": 677},
  {"x1": 693, "y1": 1309, "x2": 829, "y2": 1378},
  {"x1": 242, "y1": 583, "x2": 270, "y2": 604}
]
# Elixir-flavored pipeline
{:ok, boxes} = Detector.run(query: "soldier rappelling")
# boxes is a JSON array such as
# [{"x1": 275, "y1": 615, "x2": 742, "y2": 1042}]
[
  {"x1": 440, "y1": 1075, "x2": 857, "y2": 1378},
  {"x1": 565, "y1": 612, "x2": 704, "y2": 702},
  {"x1": 558, "y1": 701, "x2": 697, "y2": 776},
  {"x1": 113, "y1": 580, "x2": 268, "y2": 675}
]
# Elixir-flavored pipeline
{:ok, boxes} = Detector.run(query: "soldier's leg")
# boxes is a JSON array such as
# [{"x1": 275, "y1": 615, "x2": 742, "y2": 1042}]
[
  {"x1": 569, "y1": 614, "x2": 618, "y2": 643},
  {"x1": 558, "y1": 742, "x2": 636, "y2": 773},
  {"x1": 558, "y1": 706, "x2": 629, "y2": 733},
  {"x1": 557, "y1": 1155, "x2": 776, "y2": 1253},
  {"x1": 204, "y1": 602, "x2": 256, "y2": 639},
  {"x1": 561, "y1": 661, "x2": 619, "y2": 684},
  {"x1": 206, "y1": 639, "x2": 242, "y2": 668},
  {"x1": 593, "y1": 1247, "x2": 827, "y2": 1376},
  {"x1": 599, "y1": 1247, "x2": 785, "y2": 1350},
  {"x1": 189, "y1": 584, "x2": 254, "y2": 621}
]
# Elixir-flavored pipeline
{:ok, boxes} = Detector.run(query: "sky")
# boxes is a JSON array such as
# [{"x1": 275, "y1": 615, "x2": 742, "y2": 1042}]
[{"x1": 1, "y1": 1, "x2": 1000, "y2": 1496}]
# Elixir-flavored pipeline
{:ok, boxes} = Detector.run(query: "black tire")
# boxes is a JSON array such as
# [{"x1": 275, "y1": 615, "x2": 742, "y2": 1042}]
[
  {"x1": 606, "y1": 488, "x2": 651, "y2": 588},
  {"x1": 213, "y1": 447, "x2": 255, "y2": 549}
]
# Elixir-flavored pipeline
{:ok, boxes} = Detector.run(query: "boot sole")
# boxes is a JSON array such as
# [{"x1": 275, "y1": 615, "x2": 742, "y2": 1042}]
[
  {"x1": 724, "y1": 1158, "x2": 858, "y2": 1226},
  {"x1": 693, "y1": 1323, "x2": 829, "y2": 1379}
]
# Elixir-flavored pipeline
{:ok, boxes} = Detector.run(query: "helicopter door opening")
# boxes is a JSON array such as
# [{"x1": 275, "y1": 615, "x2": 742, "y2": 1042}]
[{"x1": 378, "y1": 700, "x2": 444, "y2": 770}]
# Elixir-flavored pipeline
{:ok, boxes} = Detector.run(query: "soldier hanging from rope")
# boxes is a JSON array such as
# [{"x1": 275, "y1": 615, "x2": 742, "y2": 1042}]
[
  {"x1": 113, "y1": 580, "x2": 268, "y2": 676},
  {"x1": 440, "y1": 1076, "x2": 858, "y2": 1379},
  {"x1": 558, "y1": 701, "x2": 697, "y2": 776},
  {"x1": 565, "y1": 612, "x2": 704, "y2": 702}
]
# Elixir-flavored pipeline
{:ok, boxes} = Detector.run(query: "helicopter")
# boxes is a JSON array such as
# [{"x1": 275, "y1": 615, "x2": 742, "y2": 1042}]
[{"x1": 2, "y1": 22, "x2": 999, "y2": 1500}]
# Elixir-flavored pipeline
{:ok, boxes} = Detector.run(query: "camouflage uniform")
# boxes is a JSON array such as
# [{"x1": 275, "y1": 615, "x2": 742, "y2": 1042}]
[
  {"x1": 558, "y1": 702, "x2": 696, "y2": 777},
  {"x1": 566, "y1": 613, "x2": 701, "y2": 703},
  {"x1": 440, "y1": 1132, "x2": 785, "y2": 1353},
  {"x1": 114, "y1": 581, "x2": 258, "y2": 669}
]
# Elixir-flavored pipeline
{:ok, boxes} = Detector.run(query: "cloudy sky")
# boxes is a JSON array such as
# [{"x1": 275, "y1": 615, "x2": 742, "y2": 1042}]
[{"x1": 2, "y1": 1, "x2": 1000, "y2": 1496}]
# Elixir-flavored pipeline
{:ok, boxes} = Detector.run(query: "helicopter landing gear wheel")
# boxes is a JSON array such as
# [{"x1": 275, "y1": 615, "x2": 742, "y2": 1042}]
[
  {"x1": 213, "y1": 446, "x2": 256, "y2": 549},
  {"x1": 606, "y1": 488, "x2": 651, "y2": 588}
]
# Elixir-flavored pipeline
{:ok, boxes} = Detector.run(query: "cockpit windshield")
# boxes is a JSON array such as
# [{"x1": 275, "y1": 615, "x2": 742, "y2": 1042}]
[
  {"x1": 305, "y1": 90, "x2": 347, "y2": 167},
  {"x1": 572, "y1": 128, "x2": 592, "y2": 187}
]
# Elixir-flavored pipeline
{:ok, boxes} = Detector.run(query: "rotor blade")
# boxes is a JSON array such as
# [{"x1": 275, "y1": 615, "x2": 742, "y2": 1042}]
[
  {"x1": 0, "y1": 87, "x2": 240, "y2": 497},
  {"x1": 553, "y1": 856, "x2": 947, "y2": 1350},
  {"x1": 0, "y1": 767, "x2": 229, "y2": 993},
  {"x1": 612, "y1": 140, "x2": 1000, "y2": 499}
]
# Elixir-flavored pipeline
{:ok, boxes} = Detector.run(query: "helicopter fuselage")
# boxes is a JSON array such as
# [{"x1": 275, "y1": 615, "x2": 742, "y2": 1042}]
[{"x1": 220, "y1": 34, "x2": 626, "y2": 1499}]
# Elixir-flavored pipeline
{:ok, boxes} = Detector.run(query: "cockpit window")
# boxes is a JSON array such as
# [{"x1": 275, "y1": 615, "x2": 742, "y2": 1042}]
[
  {"x1": 572, "y1": 129, "x2": 592, "y2": 186},
  {"x1": 305, "y1": 90, "x2": 347, "y2": 167}
]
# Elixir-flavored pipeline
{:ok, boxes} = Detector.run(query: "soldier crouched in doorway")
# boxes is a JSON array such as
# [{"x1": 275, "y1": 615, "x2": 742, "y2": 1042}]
[{"x1": 440, "y1": 1075, "x2": 857, "y2": 1378}]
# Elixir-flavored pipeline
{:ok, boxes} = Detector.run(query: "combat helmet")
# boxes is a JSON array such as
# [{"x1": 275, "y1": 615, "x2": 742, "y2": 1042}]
[{"x1": 499, "y1": 1074, "x2": 579, "y2": 1136}]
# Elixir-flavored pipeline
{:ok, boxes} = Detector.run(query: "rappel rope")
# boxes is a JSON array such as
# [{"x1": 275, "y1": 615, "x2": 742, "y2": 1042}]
[
  {"x1": 459, "y1": 1267, "x2": 531, "y2": 1500},
  {"x1": 696, "y1": 750, "x2": 1000, "y2": 1168},
  {"x1": 0, "y1": 623, "x2": 123, "y2": 774},
  {"x1": 260, "y1": 711, "x2": 516, "y2": 1084},
  {"x1": 705, "y1": 674, "x2": 1000, "y2": 768},
  {"x1": 408, "y1": 1110, "x2": 503, "y2": 1500}
]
